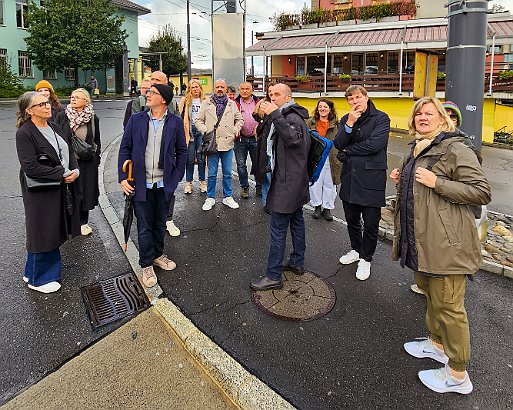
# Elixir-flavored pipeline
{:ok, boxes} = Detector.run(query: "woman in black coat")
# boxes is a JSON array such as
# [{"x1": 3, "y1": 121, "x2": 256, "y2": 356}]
[
  {"x1": 16, "y1": 91, "x2": 80, "y2": 294},
  {"x1": 55, "y1": 88, "x2": 101, "y2": 236}
]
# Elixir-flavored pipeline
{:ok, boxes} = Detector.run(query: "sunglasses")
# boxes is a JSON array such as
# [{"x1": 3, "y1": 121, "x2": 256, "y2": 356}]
[{"x1": 29, "y1": 101, "x2": 50, "y2": 109}]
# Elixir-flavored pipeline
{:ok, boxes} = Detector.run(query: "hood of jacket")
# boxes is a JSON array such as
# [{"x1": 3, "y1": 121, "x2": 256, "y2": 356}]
[{"x1": 281, "y1": 103, "x2": 309, "y2": 120}]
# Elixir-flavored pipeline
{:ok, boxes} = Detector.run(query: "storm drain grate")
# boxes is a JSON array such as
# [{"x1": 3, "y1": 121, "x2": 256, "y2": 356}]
[
  {"x1": 252, "y1": 270, "x2": 336, "y2": 321},
  {"x1": 81, "y1": 272, "x2": 150, "y2": 330}
]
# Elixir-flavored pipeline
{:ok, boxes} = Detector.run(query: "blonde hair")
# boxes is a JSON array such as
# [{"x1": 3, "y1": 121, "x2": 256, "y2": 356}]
[
  {"x1": 184, "y1": 79, "x2": 205, "y2": 106},
  {"x1": 16, "y1": 91, "x2": 39, "y2": 128},
  {"x1": 73, "y1": 88, "x2": 92, "y2": 104},
  {"x1": 408, "y1": 96, "x2": 456, "y2": 137}
]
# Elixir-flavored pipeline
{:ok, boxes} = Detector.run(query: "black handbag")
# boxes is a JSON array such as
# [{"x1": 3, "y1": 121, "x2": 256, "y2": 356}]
[
  {"x1": 71, "y1": 119, "x2": 97, "y2": 160},
  {"x1": 198, "y1": 102, "x2": 228, "y2": 157},
  {"x1": 24, "y1": 153, "x2": 61, "y2": 192}
]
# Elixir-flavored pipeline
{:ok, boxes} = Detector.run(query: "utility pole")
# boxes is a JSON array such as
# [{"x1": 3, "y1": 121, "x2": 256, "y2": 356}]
[
  {"x1": 445, "y1": 0, "x2": 489, "y2": 150},
  {"x1": 186, "y1": 0, "x2": 192, "y2": 82}
]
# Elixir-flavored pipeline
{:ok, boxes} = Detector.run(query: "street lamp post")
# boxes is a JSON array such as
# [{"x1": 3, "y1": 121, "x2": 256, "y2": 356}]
[{"x1": 186, "y1": 0, "x2": 192, "y2": 83}]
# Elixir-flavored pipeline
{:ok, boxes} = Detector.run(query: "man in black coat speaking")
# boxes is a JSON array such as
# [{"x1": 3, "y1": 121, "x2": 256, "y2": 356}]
[
  {"x1": 334, "y1": 85, "x2": 390, "y2": 281},
  {"x1": 250, "y1": 83, "x2": 311, "y2": 291}
]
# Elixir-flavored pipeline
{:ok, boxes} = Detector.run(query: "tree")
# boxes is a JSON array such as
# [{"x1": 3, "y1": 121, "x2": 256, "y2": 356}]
[
  {"x1": 491, "y1": 4, "x2": 506, "y2": 13},
  {"x1": 24, "y1": 0, "x2": 128, "y2": 87},
  {"x1": 0, "y1": 61, "x2": 24, "y2": 98},
  {"x1": 146, "y1": 25, "x2": 187, "y2": 79}
]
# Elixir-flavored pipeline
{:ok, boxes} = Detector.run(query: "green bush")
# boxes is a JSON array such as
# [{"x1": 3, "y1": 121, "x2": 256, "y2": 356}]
[
  {"x1": 0, "y1": 63, "x2": 25, "y2": 98},
  {"x1": 498, "y1": 70, "x2": 513, "y2": 80}
]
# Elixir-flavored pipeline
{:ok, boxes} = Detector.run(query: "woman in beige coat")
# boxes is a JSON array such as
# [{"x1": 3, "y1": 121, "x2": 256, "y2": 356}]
[
  {"x1": 390, "y1": 96, "x2": 491, "y2": 395},
  {"x1": 179, "y1": 79, "x2": 208, "y2": 194}
]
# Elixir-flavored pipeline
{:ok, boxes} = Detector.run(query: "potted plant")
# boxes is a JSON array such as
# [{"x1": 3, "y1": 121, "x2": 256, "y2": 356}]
[{"x1": 295, "y1": 75, "x2": 310, "y2": 83}]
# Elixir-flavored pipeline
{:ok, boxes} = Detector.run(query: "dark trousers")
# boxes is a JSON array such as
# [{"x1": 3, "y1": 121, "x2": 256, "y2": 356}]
[
  {"x1": 134, "y1": 188, "x2": 170, "y2": 268},
  {"x1": 167, "y1": 194, "x2": 176, "y2": 220},
  {"x1": 266, "y1": 207, "x2": 306, "y2": 281},
  {"x1": 342, "y1": 201, "x2": 381, "y2": 262},
  {"x1": 234, "y1": 136, "x2": 260, "y2": 189}
]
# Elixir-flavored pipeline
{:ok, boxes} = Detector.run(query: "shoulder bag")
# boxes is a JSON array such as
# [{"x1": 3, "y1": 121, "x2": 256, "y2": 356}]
[
  {"x1": 71, "y1": 119, "x2": 97, "y2": 160},
  {"x1": 197, "y1": 102, "x2": 227, "y2": 157}
]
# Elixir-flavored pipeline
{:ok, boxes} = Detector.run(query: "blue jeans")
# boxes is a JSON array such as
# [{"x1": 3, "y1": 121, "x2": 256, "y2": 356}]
[
  {"x1": 25, "y1": 249, "x2": 62, "y2": 286},
  {"x1": 207, "y1": 150, "x2": 233, "y2": 198},
  {"x1": 266, "y1": 207, "x2": 306, "y2": 281},
  {"x1": 186, "y1": 126, "x2": 206, "y2": 182},
  {"x1": 134, "y1": 188, "x2": 170, "y2": 268},
  {"x1": 234, "y1": 136, "x2": 259, "y2": 189},
  {"x1": 261, "y1": 155, "x2": 271, "y2": 206}
]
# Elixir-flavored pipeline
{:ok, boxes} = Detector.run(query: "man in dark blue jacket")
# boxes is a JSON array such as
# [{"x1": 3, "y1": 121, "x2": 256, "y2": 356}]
[
  {"x1": 250, "y1": 83, "x2": 311, "y2": 291},
  {"x1": 118, "y1": 84, "x2": 187, "y2": 288},
  {"x1": 334, "y1": 85, "x2": 390, "y2": 281}
]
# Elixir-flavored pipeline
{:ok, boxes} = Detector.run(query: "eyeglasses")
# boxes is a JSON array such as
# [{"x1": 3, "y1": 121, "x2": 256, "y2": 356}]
[
  {"x1": 29, "y1": 101, "x2": 50, "y2": 109},
  {"x1": 146, "y1": 90, "x2": 161, "y2": 96},
  {"x1": 69, "y1": 95, "x2": 86, "y2": 100}
]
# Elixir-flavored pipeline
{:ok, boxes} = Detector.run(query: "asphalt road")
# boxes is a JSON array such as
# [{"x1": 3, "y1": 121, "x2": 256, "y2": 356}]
[{"x1": 1, "y1": 99, "x2": 512, "y2": 408}]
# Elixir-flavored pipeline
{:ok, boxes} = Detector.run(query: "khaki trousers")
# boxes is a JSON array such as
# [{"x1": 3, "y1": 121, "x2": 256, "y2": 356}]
[{"x1": 415, "y1": 272, "x2": 470, "y2": 372}]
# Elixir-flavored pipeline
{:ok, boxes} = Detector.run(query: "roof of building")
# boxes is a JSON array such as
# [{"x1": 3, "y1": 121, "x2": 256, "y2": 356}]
[
  {"x1": 112, "y1": 0, "x2": 151, "y2": 15},
  {"x1": 246, "y1": 14, "x2": 513, "y2": 56}
]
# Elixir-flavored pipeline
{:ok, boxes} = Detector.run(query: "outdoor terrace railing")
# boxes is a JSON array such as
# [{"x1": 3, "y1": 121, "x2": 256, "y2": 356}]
[{"x1": 247, "y1": 74, "x2": 513, "y2": 95}]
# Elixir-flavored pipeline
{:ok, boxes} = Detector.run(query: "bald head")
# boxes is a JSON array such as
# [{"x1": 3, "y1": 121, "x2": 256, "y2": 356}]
[
  {"x1": 150, "y1": 71, "x2": 167, "y2": 85},
  {"x1": 269, "y1": 83, "x2": 292, "y2": 108}
]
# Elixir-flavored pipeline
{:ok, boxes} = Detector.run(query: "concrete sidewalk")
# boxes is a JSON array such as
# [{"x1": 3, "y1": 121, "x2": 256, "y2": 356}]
[{"x1": 2, "y1": 307, "x2": 237, "y2": 410}]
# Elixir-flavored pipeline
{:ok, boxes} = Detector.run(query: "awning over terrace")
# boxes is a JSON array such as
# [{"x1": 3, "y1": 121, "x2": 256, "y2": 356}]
[{"x1": 246, "y1": 16, "x2": 513, "y2": 56}]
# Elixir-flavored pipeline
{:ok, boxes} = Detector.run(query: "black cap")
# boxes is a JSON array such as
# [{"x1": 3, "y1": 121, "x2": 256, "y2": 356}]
[{"x1": 152, "y1": 84, "x2": 174, "y2": 105}]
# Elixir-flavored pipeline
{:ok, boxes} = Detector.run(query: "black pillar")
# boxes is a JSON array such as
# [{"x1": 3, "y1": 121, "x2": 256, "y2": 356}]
[{"x1": 445, "y1": 0, "x2": 489, "y2": 150}]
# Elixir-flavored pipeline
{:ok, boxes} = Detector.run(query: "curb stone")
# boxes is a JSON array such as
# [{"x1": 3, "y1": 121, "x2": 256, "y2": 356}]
[{"x1": 98, "y1": 135, "x2": 295, "y2": 410}]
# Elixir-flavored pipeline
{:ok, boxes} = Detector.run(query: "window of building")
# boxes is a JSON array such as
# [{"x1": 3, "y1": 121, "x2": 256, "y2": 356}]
[
  {"x1": 364, "y1": 52, "x2": 379, "y2": 74},
  {"x1": 351, "y1": 53, "x2": 364, "y2": 74},
  {"x1": 16, "y1": 1, "x2": 29, "y2": 28},
  {"x1": 387, "y1": 52, "x2": 399, "y2": 73},
  {"x1": 0, "y1": 0, "x2": 5, "y2": 25},
  {"x1": 43, "y1": 69, "x2": 57, "y2": 80},
  {"x1": 296, "y1": 56, "x2": 306, "y2": 75},
  {"x1": 64, "y1": 67, "x2": 76, "y2": 80},
  {"x1": 0, "y1": 48, "x2": 7, "y2": 69},
  {"x1": 18, "y1": 51, "x2": 33, "y2": 77},
  {"x1": 306, "y1": 55, "x2": 326, "y2": 75}
]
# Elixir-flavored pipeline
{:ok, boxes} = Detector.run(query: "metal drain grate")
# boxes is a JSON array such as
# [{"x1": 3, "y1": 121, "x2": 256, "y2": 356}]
[{"x1": 81, "y1": 272, "x2": 150, "y2": 330}]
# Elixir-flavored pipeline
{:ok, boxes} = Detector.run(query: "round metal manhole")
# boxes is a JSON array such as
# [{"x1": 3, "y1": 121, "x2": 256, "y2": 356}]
[{"x1": 251, "y1": 270, "x2": 336, "y2": 321}]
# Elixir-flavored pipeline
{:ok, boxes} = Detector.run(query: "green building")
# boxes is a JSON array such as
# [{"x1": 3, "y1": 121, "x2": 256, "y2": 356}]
[{"x1": 0, "y1": 0, "x2": 150, "y2": 94}]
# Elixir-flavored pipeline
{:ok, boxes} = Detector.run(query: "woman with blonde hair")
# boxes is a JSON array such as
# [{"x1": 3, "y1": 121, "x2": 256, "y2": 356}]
[
  {"x1": 390, "y1": 96, "x2": 490, "y2": 394},
  {"x1": 16, "y1": 91, "x2": 80, "y2": 293},
  {"x1": 179, "y1": 78, "x2": 208, "y2": 194},
  {"x1": 55, "y1": 88, "x2": 101, "y2": 236}
]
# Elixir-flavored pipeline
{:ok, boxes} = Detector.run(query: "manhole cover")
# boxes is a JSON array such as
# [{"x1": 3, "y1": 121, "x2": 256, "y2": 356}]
[
  {"x1": 82, "y1": 272, "x2": 150, "y2": 330},
  {"x1": 252, "y1": 270, "x2": 336, "y2": 321}
]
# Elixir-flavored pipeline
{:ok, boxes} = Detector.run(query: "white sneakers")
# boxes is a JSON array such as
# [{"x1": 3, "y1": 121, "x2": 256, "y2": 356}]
[
  {"x1": 339, "y1": 250, "x2": 360, "y2": 264},
  {"x1": 404, "y1": 338, "x2": 449, "y2": 365},
  {"x1": 81, "y1": 224, "x2": 92, "y2": 236},
  {"x1": 203, "y1": 197, "x2": 239, "y2": 210},
  {"x1": 410, "y1": 284, "x2": 425, "y2": 295},
  {"x1": 27, "y1": 281, "x2": 61, "y2": 294},
  {"x1": 355, "y1": 259, "x2": 371, "y2": 281},
  {"x1": 339, "y1": 250, "x2": 371, "y2": 280},
  {"x1": 418, "y1": 366, "x2": 473, "y2": 395},
  {"x1": 405, "y1": 338, "x2": 472, "y2": 394},
  {"x1": 166, "y1": 220, "x2": 181, "y2": 237},
  {"x1": 222, "y1": 196, "x2": 239, "y2": 209},
  {"x1": 202, "y1": 197, "x2": 216, "y2": 211}
]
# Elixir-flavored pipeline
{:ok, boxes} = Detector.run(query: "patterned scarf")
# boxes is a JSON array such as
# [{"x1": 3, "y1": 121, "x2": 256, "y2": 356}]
[
  {"x1": 65, "y1": 103, "x2": 94, "y2": 132},
  {"x1": 211, "y1": 94, "x2": 228, "y2": 118}
]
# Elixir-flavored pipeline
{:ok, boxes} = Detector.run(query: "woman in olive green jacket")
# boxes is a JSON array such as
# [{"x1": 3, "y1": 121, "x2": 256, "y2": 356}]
[
  {"x1": 390, "y1": 97, "x2": 491, "y2": 395},
  {"x1": 306, "y1": 98, "x2": 341, "y2": 221}
]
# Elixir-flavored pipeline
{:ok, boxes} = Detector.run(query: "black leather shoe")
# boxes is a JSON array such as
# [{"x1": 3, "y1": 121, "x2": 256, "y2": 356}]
[
  {"x1": 312, "y1": 205, "x2": 322, "y2": 219},
  {"x1": 250, "y1": 276, "x2": 283, "y2": 291},
  {"x1": 283, "y1": 261, "x2": 305, "y2": 275},
  {"x1": 256, "y1": 186, "x2": 262, "y2": 196},
  {"x1": 322, "y1": 208, "x2": 333, "y2": 221},
  {"x1": 264, "y1": 205, "x2": 271, "y2": 215}
]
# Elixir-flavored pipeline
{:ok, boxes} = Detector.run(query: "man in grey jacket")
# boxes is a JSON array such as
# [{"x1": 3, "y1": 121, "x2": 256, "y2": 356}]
[{"x1": 250, "y1": 84, "x2": 311, "y2": 291}]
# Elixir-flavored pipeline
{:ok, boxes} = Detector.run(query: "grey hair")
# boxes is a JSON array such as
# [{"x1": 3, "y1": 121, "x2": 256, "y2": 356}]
[
  {"x1": 16, "y1": 91, "x2": 39, "y2": 128},
  {"x1": 214, "y1": 78, "x2": 227, "y2": 85}
]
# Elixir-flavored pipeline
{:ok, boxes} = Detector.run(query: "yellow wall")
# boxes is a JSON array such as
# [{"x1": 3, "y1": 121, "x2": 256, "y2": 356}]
[{"x1": 294, "y1": 96, "x2": 513, "y2": 143}]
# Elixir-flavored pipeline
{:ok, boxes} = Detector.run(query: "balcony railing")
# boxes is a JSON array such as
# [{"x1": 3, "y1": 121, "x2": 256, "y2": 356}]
[{"x1": 246, "y1": 74, "x2": 513, "y2": 95}]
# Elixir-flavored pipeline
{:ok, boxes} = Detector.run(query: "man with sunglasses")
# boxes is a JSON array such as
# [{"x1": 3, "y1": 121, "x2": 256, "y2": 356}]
[{"x1": 118, "y1": 84, "x2": 187, "y2": 288}]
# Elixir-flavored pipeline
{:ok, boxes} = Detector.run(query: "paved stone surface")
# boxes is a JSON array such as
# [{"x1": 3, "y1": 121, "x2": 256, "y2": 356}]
[{"x1": 2, "y1": 308, "x2": 237, "y2": 410}]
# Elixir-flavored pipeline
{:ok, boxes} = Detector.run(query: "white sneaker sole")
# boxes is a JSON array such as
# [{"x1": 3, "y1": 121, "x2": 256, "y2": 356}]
[{"x1": 404, "y1": 342, "x2": 449, "y2": 365}]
